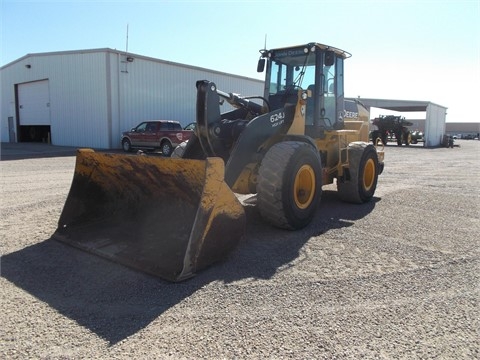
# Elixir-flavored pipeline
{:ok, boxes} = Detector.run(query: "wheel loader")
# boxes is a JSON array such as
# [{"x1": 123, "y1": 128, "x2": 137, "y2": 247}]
[{"x1": 53, "y1": 42, "x2": 384, "y2": 282}]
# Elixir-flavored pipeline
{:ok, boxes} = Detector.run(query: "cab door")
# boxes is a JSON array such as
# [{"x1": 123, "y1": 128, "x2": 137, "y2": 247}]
[
  {"x1": 130, "y1": 122, "x2": 148, "y2": 147},
  {"x1": 144, "y1": 122, "x2": 159, "y2": 147}
]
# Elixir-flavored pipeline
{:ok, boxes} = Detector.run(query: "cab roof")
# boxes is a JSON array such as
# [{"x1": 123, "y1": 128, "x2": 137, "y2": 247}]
[{"x1": 268, "y1": 42, "x2": 352, "y2": 59}]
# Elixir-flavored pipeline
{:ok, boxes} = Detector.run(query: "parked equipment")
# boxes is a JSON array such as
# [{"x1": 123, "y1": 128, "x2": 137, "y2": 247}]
[
  {"x1": 442, "y1": 134, "x2": 455, "y2": 148},
  {"x1": 53, "y1": 42, "x2": 385, "y2": 281},
  {"x1": 410, "y1": 130, "x2": 424, "y2": 144},
  {"x1": 371, "y1": 115, "x2": 412, "y2": 146}
]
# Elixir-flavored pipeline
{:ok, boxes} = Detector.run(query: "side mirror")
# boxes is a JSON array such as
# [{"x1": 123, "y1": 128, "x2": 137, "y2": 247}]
[
  {"x1": 257, "y1": 58, "x2": 265, "y2": 72},
  {"x1": 325, "y1": 51, "x2": 335, "y2": 66}
]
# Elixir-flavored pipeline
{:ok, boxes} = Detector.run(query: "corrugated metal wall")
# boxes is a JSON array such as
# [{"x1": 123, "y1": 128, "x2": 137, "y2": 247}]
[
  {"x1": 108, "y1": 53, "x2": 263, "y2": 149},
  {"x1": 50, "y1": 52, "x2": 110, "y2": 148},
  {"x1": 445, "y1": 122, "x2": 480, "y2": 135},
  {"x1": 425, "y1": 103, "x2": 447, "y2": 147}
]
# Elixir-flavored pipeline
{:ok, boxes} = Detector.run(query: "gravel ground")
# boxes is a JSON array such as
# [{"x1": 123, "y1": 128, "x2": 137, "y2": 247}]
[{"x1": 1, "y1": 140, "x2": 479, "y2": 359}]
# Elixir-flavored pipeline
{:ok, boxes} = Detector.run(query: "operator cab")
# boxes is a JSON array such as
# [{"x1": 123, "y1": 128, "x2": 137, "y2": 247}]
[{"x1": 258, "y1": 42, "x2": 351, "y2": 133}]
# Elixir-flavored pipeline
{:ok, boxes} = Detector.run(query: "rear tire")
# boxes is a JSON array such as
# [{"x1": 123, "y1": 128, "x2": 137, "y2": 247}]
[
  {"x1": 396, "y1": 131, "x2": 403, "y2": 146},
  {"x1": 257, "y1": 141, "x2": 322, "y2": 230},
  {"x1": 381, "y1": 133, "x2": 388, "y2": 145},
  {"x1": 337, "y1": 142, "x2": 379, "y2": 204},
  {"x1": 161, "y1": 141, "x2": 173, "y2": 157}
]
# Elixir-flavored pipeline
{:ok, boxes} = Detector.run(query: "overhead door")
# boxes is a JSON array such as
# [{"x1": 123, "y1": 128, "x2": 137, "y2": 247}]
[
  {"x1": 17, "y1": 80, "x2": 52, "y2": 142},
  {"x1": 18, "y1": 80, "x2": 51, "y2": 125}
]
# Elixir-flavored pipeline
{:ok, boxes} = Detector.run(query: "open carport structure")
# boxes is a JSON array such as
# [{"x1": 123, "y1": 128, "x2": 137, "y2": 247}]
[{"x1": 348, "y1": 98, "x2": 448, "y2": 147}]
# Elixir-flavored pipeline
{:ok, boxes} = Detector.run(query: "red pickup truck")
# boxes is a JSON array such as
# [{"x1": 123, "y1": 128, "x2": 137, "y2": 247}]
[{"x1": 121, "y1": 120, "x2": 193, "y2": 156}]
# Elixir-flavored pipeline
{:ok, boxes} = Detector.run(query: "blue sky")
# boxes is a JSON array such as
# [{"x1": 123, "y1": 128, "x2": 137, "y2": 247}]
[{"x1": 1, "y1": 0, "x2": 479, "y2": 122}]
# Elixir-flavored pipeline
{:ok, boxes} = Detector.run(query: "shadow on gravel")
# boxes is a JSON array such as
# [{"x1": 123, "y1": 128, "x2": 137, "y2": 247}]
[
  {"x1": 1, "y1": 190, "x2": 378, "y2": 344},
  {"x1": 0, "y1": 143, "x2": 79, "y2": 160},
  {"x1": 1, "y1": 239, "x2": 202, "y2": 344},
  {"x1": 0, "y1": 143, "x2": 164, "y2": 161},
  {"x1": 212, "y1": 189, "x2": 379, "y2": 284}
]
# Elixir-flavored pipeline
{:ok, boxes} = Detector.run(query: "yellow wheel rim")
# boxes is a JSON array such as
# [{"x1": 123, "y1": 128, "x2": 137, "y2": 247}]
[
  {"x1": 294, "y1": 165, "x2": 316, "y2": 209},
  {"x1": 363, "y1": 158, "x2": 376, "y2": 191}
]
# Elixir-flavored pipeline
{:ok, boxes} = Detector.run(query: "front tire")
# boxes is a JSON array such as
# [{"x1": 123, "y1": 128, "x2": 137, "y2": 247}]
[
  {"x1": 122, "y1": 138, "x2": 132, "y2": 152},
  {"x1": 404, "y1": 130, "x2": 411, "y2": 146},
  {"x1": 337, "y1": 142, "x2": 379, "y2": 204},
  {"x1": 257, "y1": 141, "x2": 322, "y2": 230}
]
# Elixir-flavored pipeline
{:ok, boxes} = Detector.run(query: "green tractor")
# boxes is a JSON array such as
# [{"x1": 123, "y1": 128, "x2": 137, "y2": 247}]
[{"x1": 370, "y1": 115, "x2": 412, "y2": 146}]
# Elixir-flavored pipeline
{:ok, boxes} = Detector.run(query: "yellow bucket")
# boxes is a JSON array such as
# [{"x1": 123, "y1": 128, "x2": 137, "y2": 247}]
[{"x1": 53, "y1": 149, "x2": 245, "y2": 282}]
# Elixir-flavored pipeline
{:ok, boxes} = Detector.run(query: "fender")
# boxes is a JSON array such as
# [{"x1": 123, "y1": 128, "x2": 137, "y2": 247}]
[
  {"x1": 224, "y1": 104, "x2": 295, "y2": 187},
  {"x1": 281, "y1": 134, "x2": 319, "y2": 150}
]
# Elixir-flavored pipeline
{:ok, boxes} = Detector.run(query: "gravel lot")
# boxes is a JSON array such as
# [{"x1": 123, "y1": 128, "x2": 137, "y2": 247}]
[{"x1": 1, "y1": 140, "x2": 479, "y2": 359}]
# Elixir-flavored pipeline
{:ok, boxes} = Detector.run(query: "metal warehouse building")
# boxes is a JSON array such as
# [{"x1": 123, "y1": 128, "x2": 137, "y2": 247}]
[{"x1": 0, "y1": 48, "x2": 263, "y2": 149}]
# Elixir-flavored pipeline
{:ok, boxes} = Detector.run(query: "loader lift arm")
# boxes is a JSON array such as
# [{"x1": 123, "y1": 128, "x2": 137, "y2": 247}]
[{"x1": 183, "y1": 80, "x2": 296, "y2": 187}]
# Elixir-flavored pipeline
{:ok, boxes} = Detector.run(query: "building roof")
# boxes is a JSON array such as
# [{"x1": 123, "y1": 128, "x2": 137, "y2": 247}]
[
  {"x1": 0, "y1": 48, "x2": 263, "y2": 83},
  {"x1": 347, "y1": 98, "x2": 447, "y2": 112},
  {"x1": 1, "y1": 48, "x2": 113, "y2": 69}
]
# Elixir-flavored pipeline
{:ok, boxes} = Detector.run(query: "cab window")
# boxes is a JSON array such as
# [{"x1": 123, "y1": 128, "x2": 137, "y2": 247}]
[
  {"x1": 135, "y1": 122, "x2": 148, "y2": 133},
  {"x1": 269, "y1": 60, "x2": 315, "y2": 94},
  {"x1": 146, "y1": 123, "x2": 157, "y2": 132}
]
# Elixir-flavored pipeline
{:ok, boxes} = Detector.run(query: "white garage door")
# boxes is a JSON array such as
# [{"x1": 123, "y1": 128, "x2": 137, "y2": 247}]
[{"x1": 18, "y1": 80, "x2": 51, "y2": 125}]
